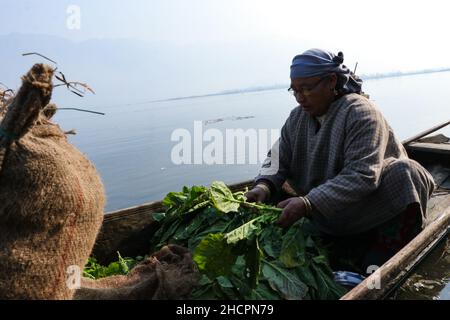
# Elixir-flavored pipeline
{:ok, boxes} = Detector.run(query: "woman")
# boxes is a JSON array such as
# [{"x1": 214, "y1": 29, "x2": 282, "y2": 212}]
[{"x1": 245, "y1": 48, "x2": 435, "y2": 274}]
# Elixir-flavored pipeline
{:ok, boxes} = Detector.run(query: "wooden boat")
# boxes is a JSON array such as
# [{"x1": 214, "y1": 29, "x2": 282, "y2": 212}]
[{"x1": 91, "y1": 121, "x2": 450, "y2": 300}]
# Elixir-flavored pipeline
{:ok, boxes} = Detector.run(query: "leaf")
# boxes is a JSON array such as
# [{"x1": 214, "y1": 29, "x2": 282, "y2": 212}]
[
  {"x1": 190, "y1": 283, "x2": 216, "y2": 299},
  {"x1": 216, "y1": 276, "x2": 234, "y2": 288},
  {"x1": 117, "y1": 251, "x2": 129, "y2": 274},
  {"x1": 83, "y1": 257, "x2": 125, "y2": 279},
  {"x1": 312, "y1": 265, "x2": 332, "y2": 300},
  {"x1": 260, "y1": 225, "x2": 283, "y2": 258},
  {"x1": 225, "y1": 217, "x2": 260, "y2": 244},
  {"x1": 162, "y1": 191, "x2": 188, "y2": 211},
  {"x1": 187, "y1": 220, "x2": 230, "y2": 250},
  {"x1": 154, "y1": 218, "x2": 182, "y2": 248},
  {"x1": 152, "y1": 212, "x2": 166, "y2": 222},
  {"x1": 279, "y1": 221, "x2": 306, "y2": 268},
  {"x1": 261, "y1": 260, "x2": 308, "y2": 300},
  {"x1": 311, "y1": 260, "x2": 347, "y2": 300},
  {"x1": 233, "y1": 190, "x2": 247, "y2": 202},
  {"x1": 101, "y1": 262, "x2": 122, "y2": 278},
  {"x1": 295, "y1": 264, "x2": 318, "y2": 291},
  {"x1": 209, "y1": 181, "x2": 240, "y2": 213},
  {"x1": 174, "y1": 211, "x2": 208, "y2": 241},
  {"x1": 312, "y1": 255, "x2": 328, "y2": 266},
  {"x1": 244, "y1": 238, "x2": 263, "y2": 289},
  {"x1": 193, "y1": 233, "x2": 236, "y2": 279},
  {"x1": 229, "y1": 256, "x2": 253, "y2": 298},
  {"x1": 184, "y1": 200, "x2": 210, "y2": 215},
  {"x1": 305, "y1": 236, "x2": 316, "y2": 248},
  {"x1": 250, "y1": 281, "x2": 281, "y2": 300}
]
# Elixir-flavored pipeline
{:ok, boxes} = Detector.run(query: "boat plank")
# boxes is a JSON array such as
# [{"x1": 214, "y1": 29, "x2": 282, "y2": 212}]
[{"x1": 408, "y1": 142, "x2": 450, "y2": 155}]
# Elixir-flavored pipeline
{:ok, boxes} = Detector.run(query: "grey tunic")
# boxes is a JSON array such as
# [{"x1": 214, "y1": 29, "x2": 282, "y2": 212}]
[{"x1": 256, "y1": 93, "x2": 435, "y2": 236}]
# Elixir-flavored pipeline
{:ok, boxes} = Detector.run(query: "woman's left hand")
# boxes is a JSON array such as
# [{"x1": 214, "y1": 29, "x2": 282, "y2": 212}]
[{"x1": 276, "y1": 197, "x2": 307, "y2": 228}]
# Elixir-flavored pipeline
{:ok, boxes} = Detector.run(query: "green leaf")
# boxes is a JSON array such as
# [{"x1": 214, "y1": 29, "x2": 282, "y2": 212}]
[
  {"x1": 83, "y1": 257, "x2": 126, "y2": 279},
  {"x1": 312, "y1": 265, "x2": 331, "y2": 300},
  {"x1": 312, "y1": 255, "x2": 328, "y2": 266},
  {"x1": 162, "y1": 185, "x2": 209, "y2": 217},
  {"x1": 152, "y1": 212, "x2": 166, "y2": 222},
  {"x1": 225, "y1": 217, "x2": 260, "y2": 244},
  {"x1": 261, "y1": 260, "x2": 308, "y2": 300},
  {"x1": 233, "y1": 190, "x2": 247, "y2": 202},
  {"x1": 279, "y1": 221, "x2": 306, "y2": 268},
  {"x1": 295, "y1": 264, "x2": 318, "y2": 291},
  {"x1": 162, "y1": 191, "x2": 187, "y2": 210},
  {"x1": 311, "y1": 261, "x2": 347, "y2": 300},
  {"x1": 244, "y1": 238, "x2": 263, "y2": 289},
  {"x1": 305, "y1": 236, "x2": 316, "y2": 248},
  {"x1": 260, "y1": 226, "x2": 283, "y2": 258},
  {"x1": 187, "y1": 221, "x2": 228, "y2": 250},
  {"x1": 172, "y1": 215, "x2": 207, "y2": 242},
  {"x1": 216, "y1": 276, "x2": 234, "y2": 288},
  {"x1": 250, "y1": 281, "x2": 281, "y2": 300},
  {"x1": 193, "y1": 233, "x2": 236, "y2": 279},
  {"x1": 190, "y1": 283, "x2": 216, "y2": 300},
  {"x1": 228, "y1": 256, "x2": 252, "y2": 298},
  {"x1": 117, "y1": 251, "x2": 129, "y2": 274},
  {"x1": 152, "y1": 218, "x2": 183, "y2": 249},
  {"x1": 209, "y1": 181, "x2": 240, "y2": 213}
]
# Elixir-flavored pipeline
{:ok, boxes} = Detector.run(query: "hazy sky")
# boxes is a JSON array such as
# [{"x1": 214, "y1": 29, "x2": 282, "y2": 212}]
[{"x1": 2, "y1": 0, "x2": 450, "y2": 77}]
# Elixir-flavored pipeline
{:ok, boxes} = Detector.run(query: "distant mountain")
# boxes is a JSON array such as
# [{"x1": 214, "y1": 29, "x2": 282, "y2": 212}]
[
  {"x1": 0, "y1": 33, "x2": 294, "y2": 109},
  {"x1": 153, "y1": 67, "x2": 450, "y2": 103},
  {"x1": 360, "y1": 68, "x2": 450, "y2": 80}
]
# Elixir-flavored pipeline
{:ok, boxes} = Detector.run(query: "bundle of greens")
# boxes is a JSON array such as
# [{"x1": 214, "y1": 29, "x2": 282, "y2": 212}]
[
  {"x1": 148, "y1": 181, "x2": 345, "y2": 300},
  {"x1": 83, "y1": 252, "x2": 143, "y2": 280}
]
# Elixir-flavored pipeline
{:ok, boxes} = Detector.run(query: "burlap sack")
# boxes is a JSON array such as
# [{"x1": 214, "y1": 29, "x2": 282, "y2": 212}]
[
  {"x1": 0, "y1": 64, "x2": 105, "y2": 299},
  {"x1": 74, "y1": 244, "x2": 200, "y2": 300}
]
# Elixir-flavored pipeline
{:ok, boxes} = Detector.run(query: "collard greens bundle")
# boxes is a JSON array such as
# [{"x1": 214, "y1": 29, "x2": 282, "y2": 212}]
[
  {"x1": 150, "y1": 181, "x2": 345, "y2": 300},
  {"x1": 85, "y1": 181, "x2": 346, "y2": 300}
]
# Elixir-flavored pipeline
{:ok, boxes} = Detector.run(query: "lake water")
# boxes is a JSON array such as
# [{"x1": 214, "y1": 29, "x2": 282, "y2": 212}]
[
  {"x1": 53, "y1": 71, "x2": 450, "y2": 212},
  {"x1": 393, "y1": 236, "x2": 449, "y2": 300}
]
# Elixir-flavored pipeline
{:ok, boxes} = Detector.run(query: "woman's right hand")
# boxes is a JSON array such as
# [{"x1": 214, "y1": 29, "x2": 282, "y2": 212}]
[{"x1": 244, "y1": 187, "x2": 268, "y2": 204}]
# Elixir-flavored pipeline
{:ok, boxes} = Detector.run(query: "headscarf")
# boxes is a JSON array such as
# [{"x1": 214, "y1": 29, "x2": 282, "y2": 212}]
[{"x1": 290, "y1": 48, "x2": 363, "y2": 94}]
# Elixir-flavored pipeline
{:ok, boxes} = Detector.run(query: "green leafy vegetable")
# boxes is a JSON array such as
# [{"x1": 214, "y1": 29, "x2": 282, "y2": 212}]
[
  {"x1": 85, "y1": 181, "x2": 345, "y2": 300},
  {"x1": 193, "y1": 233, "x2": 237, "y2": 278},
  {"x1": 262, "y1": 259, "x2": 309, "y2": 300}
]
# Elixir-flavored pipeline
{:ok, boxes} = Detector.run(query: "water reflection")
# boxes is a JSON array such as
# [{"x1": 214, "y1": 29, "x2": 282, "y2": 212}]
[{"x1": 394, "y1": 236, "x2": 450, "y2": 300}]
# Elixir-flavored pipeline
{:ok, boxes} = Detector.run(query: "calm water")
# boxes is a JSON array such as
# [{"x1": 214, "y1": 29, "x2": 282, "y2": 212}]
[
  {"x1": 393, "y1": 236, "x2": 450, "y2": 300},
  {"x1": 53, "y1": 71, "x2": 450, "y2": 212}
]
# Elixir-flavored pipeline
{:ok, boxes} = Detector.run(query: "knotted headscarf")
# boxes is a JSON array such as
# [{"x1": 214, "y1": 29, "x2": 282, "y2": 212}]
[{"x1": 290, "y1": 48, "x2": 363, "y2": 94}]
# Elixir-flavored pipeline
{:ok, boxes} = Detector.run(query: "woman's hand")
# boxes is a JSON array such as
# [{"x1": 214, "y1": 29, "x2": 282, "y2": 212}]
[
  {"x1": 244, "y1": 187, "x2": 268, "y2": 204},
  {"x1": 277, "y1": 197, "x2": 307, "y2": 228}
]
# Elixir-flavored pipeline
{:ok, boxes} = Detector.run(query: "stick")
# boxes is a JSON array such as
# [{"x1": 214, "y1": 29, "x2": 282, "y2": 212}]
[
  {"x1": 57, "y1": 108, "x2": 105, "y2": 115},
  {"x1": 353, "y1": 62, "x2": 358, "y2": 74},
  {"x1": 22, "y1": 52, "x2": 57, "y2": 65}
]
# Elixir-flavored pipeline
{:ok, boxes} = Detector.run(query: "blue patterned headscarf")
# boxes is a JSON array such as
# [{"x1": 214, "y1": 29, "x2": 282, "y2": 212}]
[{"x1": 290, "y1": 48, "x2": 363, "y2": 94}]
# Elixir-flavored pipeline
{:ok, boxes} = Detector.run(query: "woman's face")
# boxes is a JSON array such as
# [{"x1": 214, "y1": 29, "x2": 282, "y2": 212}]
[{"x1": 289, "y1": 74, "x2": 337, "y2": 117}]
